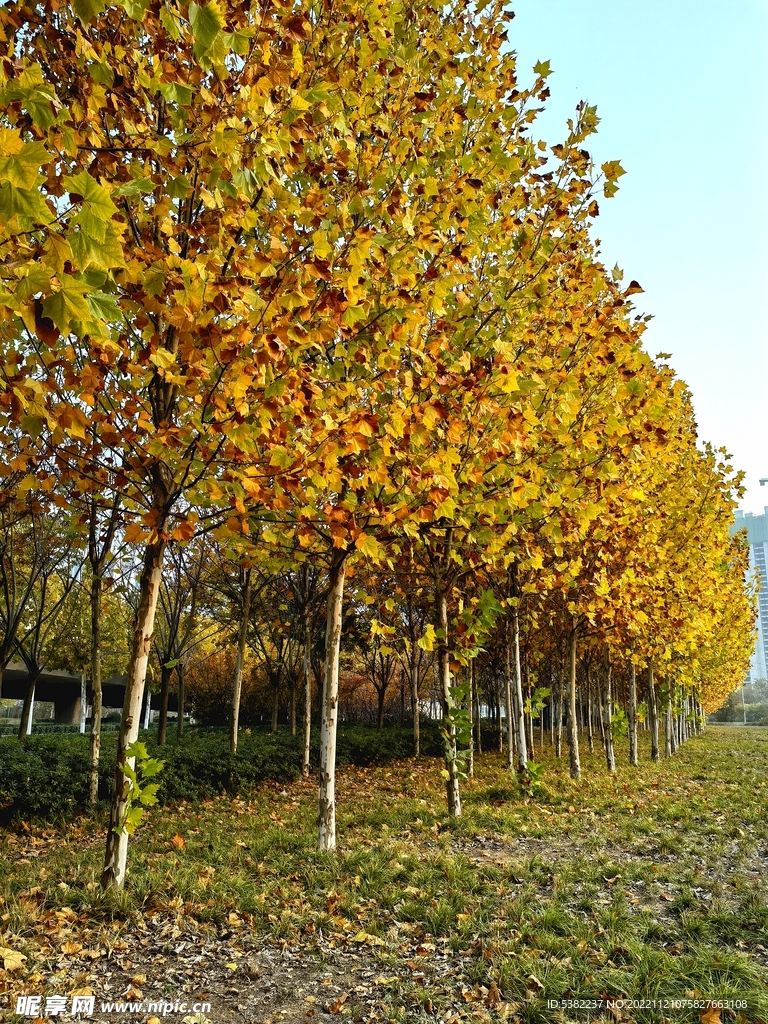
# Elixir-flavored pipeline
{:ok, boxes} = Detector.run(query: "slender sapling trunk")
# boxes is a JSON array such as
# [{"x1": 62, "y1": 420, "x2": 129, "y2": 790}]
[
  {"x1": 317, "y1": 554, "x2": 346, "y2": 851},
  {"x1": 101, "y1": 534, "x2": 167, "y2": 890},
  {"x1": 302, "y1": 608, "x2": 312, "y2": 777},
  {"x1": 628, "y1": 660, "x2": 638, "y2": 767},
  {"x1": 648, "y1": 661, "x2": 659, "y2": 761},
  {"x1": 566, "y1": 627, "x2": 580, "y2": 780},
  {"x1": 229, "y1": 567, "x2": 252, "y2": 755}
]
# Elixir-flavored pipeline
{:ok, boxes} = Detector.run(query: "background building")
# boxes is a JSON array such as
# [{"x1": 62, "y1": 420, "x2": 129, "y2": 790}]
[{"x1": 734, "y1": 507, "x2": 768, "y2": 683}]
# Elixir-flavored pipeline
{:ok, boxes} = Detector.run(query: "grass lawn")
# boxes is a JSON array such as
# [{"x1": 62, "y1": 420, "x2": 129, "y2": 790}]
[{"x1": 1, "y1": 726, "x2": 767, "y2": 1023}]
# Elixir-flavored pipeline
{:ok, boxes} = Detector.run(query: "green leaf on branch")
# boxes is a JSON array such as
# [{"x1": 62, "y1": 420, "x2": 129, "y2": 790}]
[
  {"x1": 190, "y1": 1, "x2": 225, "y2": 64},
  {"x1": 519, "y1": 760, "x2": 546, "y2": 800},
  {"x1": 159, "y1": 81, "x2": 194, "y2": 106},
  {"x1": 116, "y1": 741, "x2": 165, "y2": 835},
  {"x1": 42, "y1": 278, "x2": 92, "y2": 330},
  {"x1": 611, "y1": 703, "x2": 629, "y2": 739},
  {"x1": 87, "y1": 290, "x2": 121, "y2": 320},
  {"x1": 116, "y1": 0, "x2": 152, "y2": 19},
  {"x1": 72, "y1": 0, "x2": 107, "y2": 24},
  {"x1": 0, "y1": 183, "x2": 52, "y2": 227},
  {"x1": 70, "y1": 228, "x2": 125, "y2": 272},
  {"x1": 0, "y1": 137, "x2": 48, "y2": 189},
  {"x1": 122, "y1": 805, "x2": 144, "y2": 835},
  {"x1": 65, "y1": 170, "x2": 120, "y2": 223},
  {"x1": 112, "y1": 178, "x2": 154, "y2": 198}
]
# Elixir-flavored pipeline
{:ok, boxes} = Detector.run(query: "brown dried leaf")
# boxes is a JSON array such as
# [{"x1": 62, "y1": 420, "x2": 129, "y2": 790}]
[
  {"x1": 327, "y1": 993, "x2": 348, "y2": 1014},
  {"x1": 485, "y1": 981, "x2": 501, "y2": 1008}
]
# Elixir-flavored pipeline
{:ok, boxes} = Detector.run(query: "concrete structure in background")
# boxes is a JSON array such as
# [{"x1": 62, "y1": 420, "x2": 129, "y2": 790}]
[
  {"x1": 734, "y1": 507, "x2": 768, "y2": 683},
  {"x1": 0, "y1": 665, "x2": 176, "y2": 732}
]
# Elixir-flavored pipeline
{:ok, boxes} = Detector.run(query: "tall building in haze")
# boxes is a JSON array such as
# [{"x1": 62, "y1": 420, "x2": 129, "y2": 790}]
[{"x1": 734, "y1": 507, "x2": 768, "y2": 683}]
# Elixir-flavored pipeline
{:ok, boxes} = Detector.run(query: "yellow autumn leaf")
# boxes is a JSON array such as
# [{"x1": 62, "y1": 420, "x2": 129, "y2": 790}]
[
  {"x1": 0, "y1": 946, "x2": 27, "y2": 971},
  {"x1": 351, "y1": 931, "x2": 384, "y2": 945}
]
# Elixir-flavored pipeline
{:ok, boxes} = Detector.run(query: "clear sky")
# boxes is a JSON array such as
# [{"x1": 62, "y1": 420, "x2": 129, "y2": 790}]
[{"x1": 509, "y1": 1, "x2": 768, "y2": 514}]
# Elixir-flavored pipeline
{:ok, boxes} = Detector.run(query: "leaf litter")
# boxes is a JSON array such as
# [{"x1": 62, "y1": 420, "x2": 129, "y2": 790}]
[{"x1": 2, "y1": 728, "x2": 768, "y2": 1023}]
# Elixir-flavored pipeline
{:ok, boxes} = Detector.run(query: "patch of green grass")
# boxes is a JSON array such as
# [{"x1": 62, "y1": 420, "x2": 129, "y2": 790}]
[{"x1": 0, "y1": 727, "x2": 767, "y2": 1023}]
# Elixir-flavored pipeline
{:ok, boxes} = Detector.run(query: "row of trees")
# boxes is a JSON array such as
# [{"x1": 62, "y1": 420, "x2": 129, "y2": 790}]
[
  {"x1": 0, "y1": 0, "x2": 756, "y2": 888},
  {"x1": 1, "y1": 485, "x2": 754, "y2": 757}
]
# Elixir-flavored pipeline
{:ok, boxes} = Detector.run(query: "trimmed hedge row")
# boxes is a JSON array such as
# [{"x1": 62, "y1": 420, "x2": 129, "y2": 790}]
[{"x1": 0, "y1": 724, "x2": 444, "y2": 821}]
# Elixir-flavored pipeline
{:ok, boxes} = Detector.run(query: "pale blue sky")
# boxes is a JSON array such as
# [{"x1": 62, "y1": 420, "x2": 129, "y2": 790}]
[{"x1": 510, "y1": 1, "x2": 768, "y2": 514}]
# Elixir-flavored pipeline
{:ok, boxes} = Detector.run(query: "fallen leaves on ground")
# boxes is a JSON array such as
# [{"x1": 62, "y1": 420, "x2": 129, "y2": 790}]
[{"x1": 1, "y1": 732, "x2": 767, "y2": 1023}]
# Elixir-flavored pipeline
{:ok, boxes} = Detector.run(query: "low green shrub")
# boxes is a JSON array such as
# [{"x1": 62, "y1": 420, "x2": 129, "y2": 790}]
[
  {"x1": 156, "y1": 730, "x2": 301, "y2": 803},
  {"x1": 0, "y1": 722, "x2": 442, "y2": 821},
  {"x1": 335, "y1": 723, "x2": 443, "y2": 765},
  {"x1": 0, "y1": 734, "x2": 113, "y2": 818}
]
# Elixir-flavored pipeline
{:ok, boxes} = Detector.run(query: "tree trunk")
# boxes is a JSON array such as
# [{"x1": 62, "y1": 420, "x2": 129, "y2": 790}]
[
  {"x1": 561, "y1": 663, "x2": 565, "y2": 761},
  {"x1": 302, "y1": 608, "x2": 312, "y2": 777},
  {"x1": 143, "y1": 684, "x2": 152, "y2": 729},
  {"x1": 504, "y1": 627, "x2": 514, "y2": 768},
  {"x1": 665, "y1": 677, "x2": 676, "y2": 756},
  {"x1": 436, "y1": 582, "x2": 461, "y2": 817},
  {"x1": 229, "y1": 567, "x2": 252, "y2": 755},
  {"x1": 508, "y1": 681, "x2": 518, "y2": 763},
  {"x1": 101, "y1": 534, "x2": 167, "y2": 890},
  {"x1": 474, "y1": 664, "x2": 482, "y2": 756},
  {"x1": 603, "y1": 646, "x2": 616, "y2": 773},
  {"x1": 511, "y1": 606, "x2": 527, "y2": 771},
  {"x1": 648, "y1": 661, "x2": 660, "y2": 761},
  {"x1": 596, "y1": 669, "x2": 606, "y2": 747},
  {"x1": 410, "y1": 660, "x2": 420, "y2": 757},
  {"x1": 377, "y1": 684, "x2": 385, "y2": 729},
  {"x1": 176, "y1": 662, "x2": 185, "y2": 739},
  {"x1": 289, "y1": 680, "x2": 297, "y2": 736},
  {"x1": 628, "y1": 660, "x2": 638, "y2": 767},
  {"x1": 497, "y1": 673, "x2": 504, "y2": 753},
  {"x1": 89, "y1": 572, "x2": 103, "y2": 804},
  {"x1": 566, "y1": 627, "x2": 580, "y2": 780},
  {"x1": 682, "y1": 694, "x2": 690, "y2": 742},
  {"x1": 157, "y1": 662, "x2": 172, "y2": 746},
  {"x1": 586, "y1": 668, "x2": 594, "y2": 754},
  {"x1": 271, "y1": 685, "x2": 279, "y2": 733},
  {"x1": 317, "y1": 554, "x2": 346, "y2": 851},
  {"x1": 665, "y1": 694, "x2": 673, "y2": 756},
  {"x1": 549, "y1": 678, "x2": 555, "y2": 748},
  {"x1": 467, "y1": 661, "x2": 474, "y2": 778},
  {"x1": 526, "y1": 685, "x2": 535, "y2": 760},
  {"x1": 17, "y1": 674, "x2": 39, "y2": 742}
]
